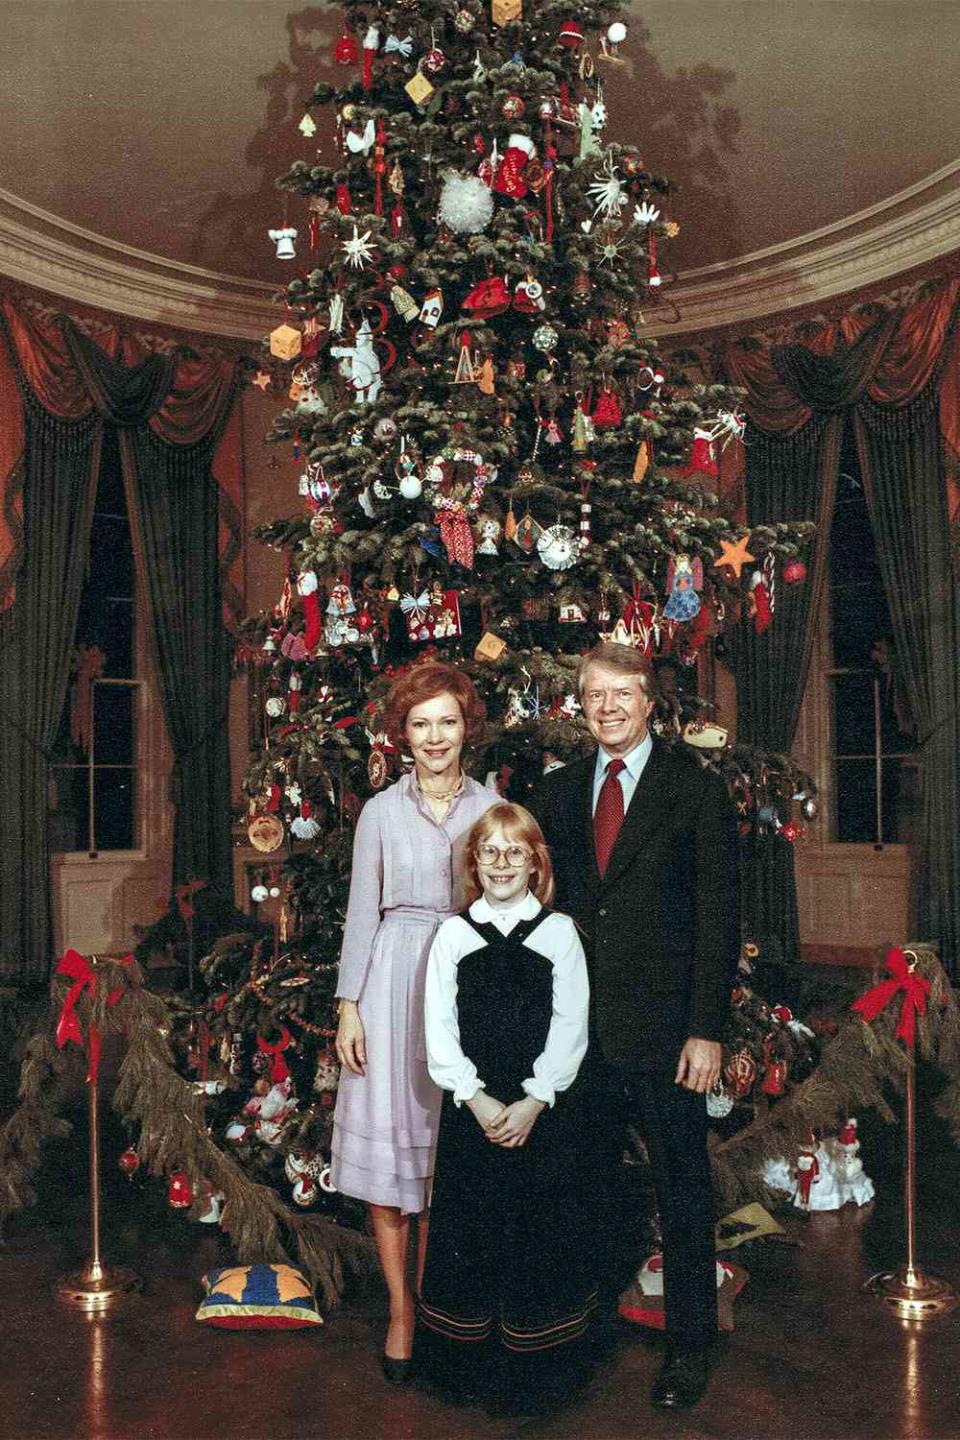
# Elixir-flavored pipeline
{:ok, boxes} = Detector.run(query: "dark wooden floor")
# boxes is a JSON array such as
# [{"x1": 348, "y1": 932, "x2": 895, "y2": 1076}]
[{"x1": 2, "y1": 1104, "x2": 960, "y2": 1440}]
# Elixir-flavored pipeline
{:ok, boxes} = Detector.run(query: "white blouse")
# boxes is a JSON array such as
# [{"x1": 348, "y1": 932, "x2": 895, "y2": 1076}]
[{"x1": 424, "y1": 891, "x2": 590, "y2": 1108}]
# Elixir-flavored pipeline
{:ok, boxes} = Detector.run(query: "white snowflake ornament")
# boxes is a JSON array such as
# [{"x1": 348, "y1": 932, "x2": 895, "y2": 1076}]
[{"x1": 341, "y1": 225, "x2": 376, "y2": 269}]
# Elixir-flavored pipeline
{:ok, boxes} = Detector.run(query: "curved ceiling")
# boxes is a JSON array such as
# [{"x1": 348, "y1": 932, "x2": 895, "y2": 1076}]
[{"x1": 1, "y1": 0, "x2": 958, "y2": 331}]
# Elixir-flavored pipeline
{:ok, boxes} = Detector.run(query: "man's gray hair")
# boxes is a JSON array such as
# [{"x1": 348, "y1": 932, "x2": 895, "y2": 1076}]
[{"x1": 577, "y1": 642, "x2": 659, "y2": 699}]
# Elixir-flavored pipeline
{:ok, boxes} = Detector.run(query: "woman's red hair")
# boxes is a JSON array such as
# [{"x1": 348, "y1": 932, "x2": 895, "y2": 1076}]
[
  {"x1": 463, "y1": 803, "x2": 555, "y2": 907},
  {"x1": 382, "y1": 661, "x2": 486, "y2": 751}
]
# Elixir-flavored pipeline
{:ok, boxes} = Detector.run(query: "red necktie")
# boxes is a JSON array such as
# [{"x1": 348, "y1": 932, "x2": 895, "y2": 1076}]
[{"x1": 594, "y1": 758, "x2": 626, "y2": 876}]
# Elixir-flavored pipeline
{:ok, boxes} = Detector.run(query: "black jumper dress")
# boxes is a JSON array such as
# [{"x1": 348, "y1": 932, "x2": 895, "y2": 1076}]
[{"x1": 417, "y1": 908, "x2": 597, "y2": 1363}]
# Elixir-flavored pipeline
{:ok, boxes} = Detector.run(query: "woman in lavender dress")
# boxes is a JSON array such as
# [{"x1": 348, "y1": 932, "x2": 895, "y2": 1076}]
[{"x1": 332, "y1": 661, "x2": 497, "y2": 1380}]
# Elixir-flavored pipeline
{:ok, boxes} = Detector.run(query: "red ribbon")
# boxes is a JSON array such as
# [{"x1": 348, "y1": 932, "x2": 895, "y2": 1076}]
[
  {"x1": 256, "y1": 1026, "x2": 293, "y2": 1083},
  {"x1": 852, "y1": 947, "x2": 930, "y2": 1050},
  {"x1": 55, "y1": 950, "x2": 132, "y2": 1083}
]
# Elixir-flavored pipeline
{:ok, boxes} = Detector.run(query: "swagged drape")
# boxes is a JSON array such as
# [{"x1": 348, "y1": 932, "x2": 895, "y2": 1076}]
[
  {"x1": 0, "y1": 298, "x2": 242, "y2": 983},
  {"x1": 725, "y1": 278, "x2": 960, "y2": 976}
]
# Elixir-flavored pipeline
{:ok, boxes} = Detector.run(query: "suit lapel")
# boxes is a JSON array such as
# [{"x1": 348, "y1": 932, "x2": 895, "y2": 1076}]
[{"x1": 600, "y1": 741, "x2": 671, "y2": 888}]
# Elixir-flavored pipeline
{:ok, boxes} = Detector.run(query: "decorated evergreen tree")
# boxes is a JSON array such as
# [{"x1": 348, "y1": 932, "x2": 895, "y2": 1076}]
[{"x1": 206, "y1": 0, "x2": 814, "y2": 1211}]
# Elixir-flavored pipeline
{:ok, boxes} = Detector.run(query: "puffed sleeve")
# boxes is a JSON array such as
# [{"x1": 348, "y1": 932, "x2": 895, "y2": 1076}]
[
  {"x1": 335, "y1": 800, "x2": 384, "y2": 1002},
  {"x1": 424, "y1": 921, "x2": 485, "y2": 1106},
  {"x1": 522, "y1": 915, "x2": 590, "y2": 1107}
]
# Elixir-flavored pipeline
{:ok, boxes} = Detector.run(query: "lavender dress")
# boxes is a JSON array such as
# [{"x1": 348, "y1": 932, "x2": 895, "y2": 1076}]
[{"x1": 330, "y1": 772, "x2": 498, "y2": 1213}]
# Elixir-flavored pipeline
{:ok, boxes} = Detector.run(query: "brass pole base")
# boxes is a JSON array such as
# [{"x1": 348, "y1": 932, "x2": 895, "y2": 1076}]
[
  {"x1": 55, "y1": 1260, "x2": 143, "y2": 1313},
  {"x1": 876, "y1": 1265, "x2": 958, "y2": 1321}
]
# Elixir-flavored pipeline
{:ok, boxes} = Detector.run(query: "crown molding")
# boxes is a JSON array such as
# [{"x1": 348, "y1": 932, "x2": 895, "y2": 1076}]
[
  {"x1": 1, "y1": 165, "x2": 960, "y2": 342},
  {"x1": 643, "y1": 161, "x2": 960, "y2": 337},
  {"x1": 0, "y1": 187, "x2": 276, "y2": 341}
]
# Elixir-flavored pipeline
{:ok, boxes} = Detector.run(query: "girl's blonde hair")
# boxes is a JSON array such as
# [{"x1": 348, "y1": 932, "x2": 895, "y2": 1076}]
[{"x1": 463, "y1": 802, "x2": 555, "y2": 907}]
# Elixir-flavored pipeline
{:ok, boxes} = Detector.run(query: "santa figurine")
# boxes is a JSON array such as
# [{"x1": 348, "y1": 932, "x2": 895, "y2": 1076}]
[
  {"x1": 494, "y1": 133, "x2": 537, "y2": 198},
  {"x1": 794, "y1": 1131, "x2": 821, "y2": 1211},
  {"x1": 832, "y1": 1118, "x2": 876, "y2": 1206}
]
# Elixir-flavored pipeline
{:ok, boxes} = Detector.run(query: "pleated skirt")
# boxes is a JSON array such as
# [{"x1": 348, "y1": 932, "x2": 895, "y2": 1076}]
[{"x1": 330, "y1": 909, "x2": 447, "y2": 1214}]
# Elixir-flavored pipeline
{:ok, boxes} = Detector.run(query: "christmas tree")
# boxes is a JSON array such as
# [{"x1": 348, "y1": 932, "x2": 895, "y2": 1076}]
[{"x1": 207, "y1": 0, "x2": 814, "y2": 1218}]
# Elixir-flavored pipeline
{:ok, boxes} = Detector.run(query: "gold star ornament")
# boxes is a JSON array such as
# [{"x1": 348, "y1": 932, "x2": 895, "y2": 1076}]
[{"x1": 714, "y1": 533, "x2": 755, "y2": 579}]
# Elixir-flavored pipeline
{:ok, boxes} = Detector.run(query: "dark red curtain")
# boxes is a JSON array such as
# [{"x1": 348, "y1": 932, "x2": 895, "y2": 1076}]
[
  {"x1": 724, "y1": 278, "x2": 960, "y2": 975},
  {"x1": 0, "y1": 298, "x2": 242, "y2": 982}
]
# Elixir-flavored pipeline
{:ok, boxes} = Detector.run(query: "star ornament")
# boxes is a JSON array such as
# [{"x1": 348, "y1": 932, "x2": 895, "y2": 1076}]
[
  {"x1": 715, "y1": 533, "x2": 755, "y2": 579},
  {"x1": 341, "y1": 225, "x2": 376, "y2": 270},
  {"x1": 251, "y1": 370, "x2": 271, "y2": 390}
]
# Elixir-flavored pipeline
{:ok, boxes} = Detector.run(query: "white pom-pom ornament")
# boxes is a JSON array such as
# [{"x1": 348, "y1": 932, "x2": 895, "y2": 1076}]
[
  {"x1": 251, "y1": 883, "x2": 269, "y2": 903},
  {"x1": 438, "y1": 172, "x2": 495, "y2": 234},
  {"x1": 399, "y1": 474, "x2": 423, "y2": 500},
  {"x1": 607, "y1": 20, "x2": 627, "y2": 43}
]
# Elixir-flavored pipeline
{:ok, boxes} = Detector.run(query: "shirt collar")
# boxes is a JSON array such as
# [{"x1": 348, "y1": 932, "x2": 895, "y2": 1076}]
[
  {"x1": 596, "y1": 732, "x2": 653, "y2": 781},
  {"x1": 470, "y1": 891, "x2": 541, "y2": 923}
]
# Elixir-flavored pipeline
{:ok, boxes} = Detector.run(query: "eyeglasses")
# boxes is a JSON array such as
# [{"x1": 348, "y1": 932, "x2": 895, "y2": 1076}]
[{"x1": 475, "y1": 843, "x2": 532, "y2": 868}]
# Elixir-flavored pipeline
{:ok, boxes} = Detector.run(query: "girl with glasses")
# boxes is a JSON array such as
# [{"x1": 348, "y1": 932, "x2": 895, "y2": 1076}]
[{"x1": 418, "y1": 802, "x2": 595, "y2": 1412}]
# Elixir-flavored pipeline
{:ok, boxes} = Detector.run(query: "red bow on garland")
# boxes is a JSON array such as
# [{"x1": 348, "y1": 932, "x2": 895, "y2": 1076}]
[
  {"x1": 852, "y1": 947, "x2": 930, "y2": 1050},
  {"x1": 256, "y1": 1026, "x2": 293, "y2": 1083},
  {"x1": 55, "y1": 949, "x2": 133, "y2": 1083}
]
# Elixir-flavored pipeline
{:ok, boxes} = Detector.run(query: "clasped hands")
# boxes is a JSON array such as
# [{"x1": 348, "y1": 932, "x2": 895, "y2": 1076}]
[{"x1": 467, "y1": 1089, "x2": 545, "y2": 1147}]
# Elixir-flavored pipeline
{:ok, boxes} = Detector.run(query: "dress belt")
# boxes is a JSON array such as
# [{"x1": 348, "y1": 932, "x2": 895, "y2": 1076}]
[{"x1": 381, "y1": 904, "x2": 457, "y2": 924}]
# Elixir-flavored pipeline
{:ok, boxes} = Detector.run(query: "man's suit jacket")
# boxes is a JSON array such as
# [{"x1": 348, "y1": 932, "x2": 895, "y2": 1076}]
[{"x1": 529, "y1": 739, "x2": 740, "y2": 1069}]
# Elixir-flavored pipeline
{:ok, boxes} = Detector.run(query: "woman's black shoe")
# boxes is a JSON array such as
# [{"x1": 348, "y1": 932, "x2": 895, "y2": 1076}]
[{"x1": 381, "y1": 1353, "x2": 413, "y2": 1385}]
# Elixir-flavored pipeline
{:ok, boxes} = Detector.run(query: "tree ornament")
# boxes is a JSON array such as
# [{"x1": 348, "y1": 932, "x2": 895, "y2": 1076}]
[
  {"x1": 633, "y1": 199, "x2": 660, "y2": 227},
  {"x1": 475, "y1": 514, "x2": 502, "y2": 555},
  {"x1": 748, "y1": 556, "x2": 775, "y2": 635},
  {"x1": 513, "y1": 509, "x2": 542, "y2": 552},
  {"x1": 706, "y1": 1080, "x2": 734, "y2": 1119},
  {"x1": 502, "y1": 93, "x2": 526, "y2": 121},
  {"x1": 269, "y1": 323, "x2": 302, "y2": 361},
  {"x1": 340, "y1": 225, "x2": 376, "y2": 269},
  {"x1": 571, "y1": 394, "x2": 594, "y2": 451},
  {"x1": 325, "y1": 581, "x2": 359, "y2": 647},
  {"x1": 462, "y1": 275, "x2": 511, "y2": 318},
  {"x1": 168, "y1": 1171, "x2": 194, "y2": 1209},
  {"x1": 118, "y1": 1146, "x2": 140, "y2": 1178},
  {"x1": 664, "y1": 554, "x2": 703, "y2": 621},
  {"x1": 453, "y1": 333, "x2": 477, "y2": 384},
  {"x1": 714, "y1": 532, "x2": 755, "y2": 579},
  {"x1": 297, "y1": 571, "x2": 321, "y2": 652},
  {"x1": 537, "y1": 523, "x2": 579, "y2": 570},
  {"x1": 511, "y1": 276, "x2": 546, "y2": 314},
  {"x1": 724, "y1": 1049, "x2": 757, "y2": 1100},
  {"x1": 783, "y1": 559, "x2": 807, "y2": 585},
  {"x1": 604, "y1": 19, "x2": 627, "y2": 55},
  {"x1": 647, "y1": 230, "x2": 662, "y2": 287},
  {"x1": 685, "y1": 427, "x2": 719, "y2": 478},
  {"x1": 390, "y1": 283, "x2": 420, "y2": 322},
  {"x1": 558, "y1": 17, "x2": 584, "y2": 47},
  {"x1": 531, "y1": 322, "x2": 558, "y2": 352},
  {"x1": 474, "y1": 631, "x2": 507, "y2": 662},
  {"x1": 454, "y1": 8, "x2": 476, "y2": 33},
  {"x1": 419, "y1": 289, "x2": 444, "y2": 328},
  {"x1": 334, "y1": 27, "x2": 359, "y2": 64},
  {"x1": 476, "y1": 354, "x2": 495, "y2": 395},
  {"x1": 361, "y1": 24, "x2": 380, "y2": 90},
  {"x1": 290, "y1": 799, "x2": 321, "y2": 840},
  {"x1": 491, "y1": 0, "x2": 522, "y2": 24},
  {"x1": 591, "y1": 384, "x2": 622, "y2": 427},
  {"x1": 298, "y1": 113, "x2": 317, "y2": 138},
  {"x1": 405, "y1": 71, "x2": 436, "y2": 107},
  {"x1": 494, "y1": 134, "x2": 536, "y2": 198},
  {"x1": 247, "y1": 813, "x2": 285, "y2": 853},
  {"x1": 588, "y1": 159, "x2": 626, "y2": 219},
  {"x1": 633, "y1": 438, "x2": 651, "y2": 481},
  {"x1": 438, "y1": 172, "x2": 495, "y2": 233}
]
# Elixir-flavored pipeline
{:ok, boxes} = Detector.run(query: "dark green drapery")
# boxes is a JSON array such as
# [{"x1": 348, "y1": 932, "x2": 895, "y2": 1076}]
[
  {"x1": 0, "y1": 398, "x2": 99, "y2": 983},
  {"x1": 736, "y1": 418, "x2": 841, "y2": 963},
  {"x1": 0, "y1": 307, "x2": 238, "y2": 982},
  {"x1": 728, "y1": 294, "x2": 960, "y2": 977},
  {"x1": 120, "y1": 427, "x2": 232, "y2": 893},
  {"x1": 855, "y1": 388, "x2": 960, "y2": 970}
]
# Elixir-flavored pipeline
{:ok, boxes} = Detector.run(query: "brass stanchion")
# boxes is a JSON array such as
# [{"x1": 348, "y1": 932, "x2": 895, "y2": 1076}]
[
  {"x1": 55, "y1": 959, "x2": 142, "y2": 1312},
  {"x1": 872, "y1": 952, "x2": 957, "y2": 1321}
]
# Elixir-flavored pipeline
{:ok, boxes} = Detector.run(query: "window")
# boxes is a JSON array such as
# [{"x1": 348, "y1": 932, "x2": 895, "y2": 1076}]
[
  {"x1": 825, "y1": 424, "x2": 920, "y2": 845},
  {"x1": 48, "y1": 430, "x2": 141, "y2": 854}
]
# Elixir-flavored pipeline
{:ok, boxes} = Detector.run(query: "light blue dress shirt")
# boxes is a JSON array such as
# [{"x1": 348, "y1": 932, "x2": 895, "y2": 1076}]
[{"x1": 591, "y1": 733, "x2": 654, "y2": 816}]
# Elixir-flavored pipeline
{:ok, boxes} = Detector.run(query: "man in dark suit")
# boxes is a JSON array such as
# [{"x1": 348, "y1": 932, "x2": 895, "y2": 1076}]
[{"x1": 529, "y1": 642, "x2": 739, "y2": 1409}]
